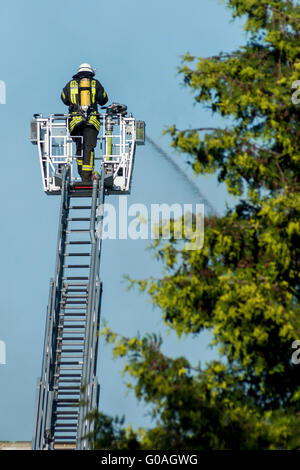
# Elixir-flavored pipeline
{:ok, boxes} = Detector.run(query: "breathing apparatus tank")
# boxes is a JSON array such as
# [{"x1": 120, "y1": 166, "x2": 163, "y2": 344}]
[{"x1": 79, "y1": 78, "x2": 91, "y2": 113}]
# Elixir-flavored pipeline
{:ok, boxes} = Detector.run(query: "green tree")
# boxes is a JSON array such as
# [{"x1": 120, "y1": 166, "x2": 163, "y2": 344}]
[{"x1": 88, "y1": 0, "x2": 300, "y2": 449}]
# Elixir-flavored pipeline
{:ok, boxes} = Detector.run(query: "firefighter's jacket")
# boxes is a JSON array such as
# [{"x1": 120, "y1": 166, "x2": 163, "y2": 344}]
[{"x1": 61, "y1": 72, "x2": 108, "y2": 133}]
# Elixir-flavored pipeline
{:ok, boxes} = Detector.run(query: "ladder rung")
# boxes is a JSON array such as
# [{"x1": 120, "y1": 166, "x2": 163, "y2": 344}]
[
  {"x1": 64, "y1": 253, "x2": 90, "y2": 257},
  {"x1": 60, "y1": 339, "x2": 84, "y2": 343},
  {"x1": 63, "y1": 287, "x2": 88, "y2": 299},
  {"x1": 62, "y1": 305, "x2": 87, "y2": 309},
  {"x1": 55, "y1": 428, "x2": 78, "y2": 432},
  {"x1": 61, "y1": 312, "x2": 86, "y2": 316},
  {"x1": 57, "y1": 385, "x2": 81, "y2": 390},
  {"x1": 66, "y1": 230, "x2": 90, "y2": 233},
  {"x1": 58, "y1": 375, "x2": 82, "y2": 379},
  {"x1": 58, "y1": 372, "x2": 82, "y2": 377},
  {"x1": 69, "y1": 206, "x2": 91, "y2": 210},
  {"x1": 61, "y1": 314, "x2": 86, "y2": 318},
  {"x1": 61, "y1": 347, "x2": 83, "y2": 351},
  {"x1": 58, "y1": 337, "x2": 85, "y2": 341},
  {"x1": 63, "y1": 277, "x2": 89, "y2": 280},
  {"x1": 61, "y1": 325, "x2": 85, "y2": 329},
  {"x1": 60, "y1": 313, "x2": 86, "y2": 317},
  {"x1": 56, "y1": 398, "x2": 79, "y2": 403},
  {"x1": 64, "y1": 296, "x2": 87, "y2": 300},
  {"x1": 62, "y1": 330, "x2": 84, "y2": 342},
  {"x1": 67, "y1": 218, "x2": 90, "y2": 222},
  {"x1": 59, "y1": 366, "x2": 83, "y2": 370},
  {"x1": 60, "y1": 327, "x2": 85, "y2": 332},
  {"x1": 58, "y1": 361, "x2": 83, "y2": 372},
  {"x1": 62, "y1": 307, "x2": 87, "y2": 311},
  {"x1": 59, "y1": 362, "x2": 83, "y2": 367},
  {"x1": 63, "y1": 282, "x2": 88, "y2": 286},
  {"x1": 55, "y1": 416, "x2": 79, "y2": 421},
  {"x1": 59, "y1": 355, "x2": 83, "y2": 360},
  {"x1": 58, "y1": 351, "x2": 83, "y2": 360},
  {"x1": 57, "y1": 384, "x2": 81, "y2": 388},
  {"x1": 65, "y1": 241, "x2": 91, "y2": 245},
  {"x1": 63, "y1": 298, "x2": 87, "y2": 302},
  {"x1": 58, "y1": 383, "x2": 81, "y2": 387},
  {"x1": 63, "y1": 265, "x2": 90, "y2": 269},
  {"x1": 58, "y1": 386, "x2": 81, "y2": 390}
]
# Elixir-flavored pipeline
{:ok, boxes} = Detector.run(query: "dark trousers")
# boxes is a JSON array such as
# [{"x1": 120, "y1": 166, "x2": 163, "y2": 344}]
[{"x1": 71, "y1": 124, "x2": 98, "y2": 182}]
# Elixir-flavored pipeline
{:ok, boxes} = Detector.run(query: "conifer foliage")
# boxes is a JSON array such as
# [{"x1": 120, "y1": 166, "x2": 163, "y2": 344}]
[{"x1": 87, "y1": 1, "x2": 300, "y2": 449}]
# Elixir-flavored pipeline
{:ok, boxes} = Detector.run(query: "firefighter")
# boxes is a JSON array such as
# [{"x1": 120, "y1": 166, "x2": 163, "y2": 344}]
[{"x1": 61, "y1": 63, "x2": 108, "y2": 183}]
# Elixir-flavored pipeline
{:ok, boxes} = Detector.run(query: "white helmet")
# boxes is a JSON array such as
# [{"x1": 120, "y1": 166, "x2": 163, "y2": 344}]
[{"x1": 78, "y1": 63, "x2": 94, "y2": 74}]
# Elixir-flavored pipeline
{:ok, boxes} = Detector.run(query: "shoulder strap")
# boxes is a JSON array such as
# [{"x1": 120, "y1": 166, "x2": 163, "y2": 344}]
[
  {"x1": 70, "y1": 80, "x2": 79, "y2": 105},
  {"x1": 91, "y1": 80, "x2": 96, "y2": 104}
]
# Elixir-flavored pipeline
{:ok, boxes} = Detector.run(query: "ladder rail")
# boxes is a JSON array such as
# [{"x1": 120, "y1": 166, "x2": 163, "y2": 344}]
[
  {"x1": 77, "y1": 170, "x2": 105, "y2": 448},
  {"x1": 32, "y1": 279, "x2": 55, "y2": 449}
]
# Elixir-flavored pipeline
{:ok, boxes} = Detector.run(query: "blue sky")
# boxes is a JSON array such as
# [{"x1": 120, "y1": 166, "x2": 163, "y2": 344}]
[{"x1": 0, "y1": 0, "x2": 246, "y2": 441}]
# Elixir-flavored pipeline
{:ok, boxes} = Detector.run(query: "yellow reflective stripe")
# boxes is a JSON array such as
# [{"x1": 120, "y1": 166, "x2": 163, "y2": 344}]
[
  {"x1": 70, "y1": 80, "x2": 78, "y2": 104},
  {"x1": 76, "y1": 159, "x2": 82, "y2": 166},
  {"x1": 103, "y1": 91, "x2": 107, "y2": 98},
  {"x1": 89, "y1": 117, "x2": 99, "y2": 124},
  {"x1": 89, "y1": 123, "x2": 100, "y2": 131},
  {"x1": 82, "y1": 151, "x2": 94, "y2": 171},
  {"x1": 70, "y1": 121, "x2": 81, "y2": 131},
  {"x1": 62, "y1": 91, "x2": 66, "y2": 100},
  {"x1": 69, "y1": 116, "x2": 83, "y2": 130},
  {"x1": 92, "y1": 122, "x2": 100, "y2": 131},
  {"x1": 88, "y1": 114, "x2": 100, "y2": 130},
  {"x1": 91, "y1": 80, "x2": 96, "y2": 104},
  {"x1": 71, "y1": 116, "x2": 82, "y2": 122}
]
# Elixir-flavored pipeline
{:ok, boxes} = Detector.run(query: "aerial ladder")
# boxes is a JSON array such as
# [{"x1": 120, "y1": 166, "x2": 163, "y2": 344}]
[{"x1": 30, "y1": 104, "x2": 145, "y2": 450}]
